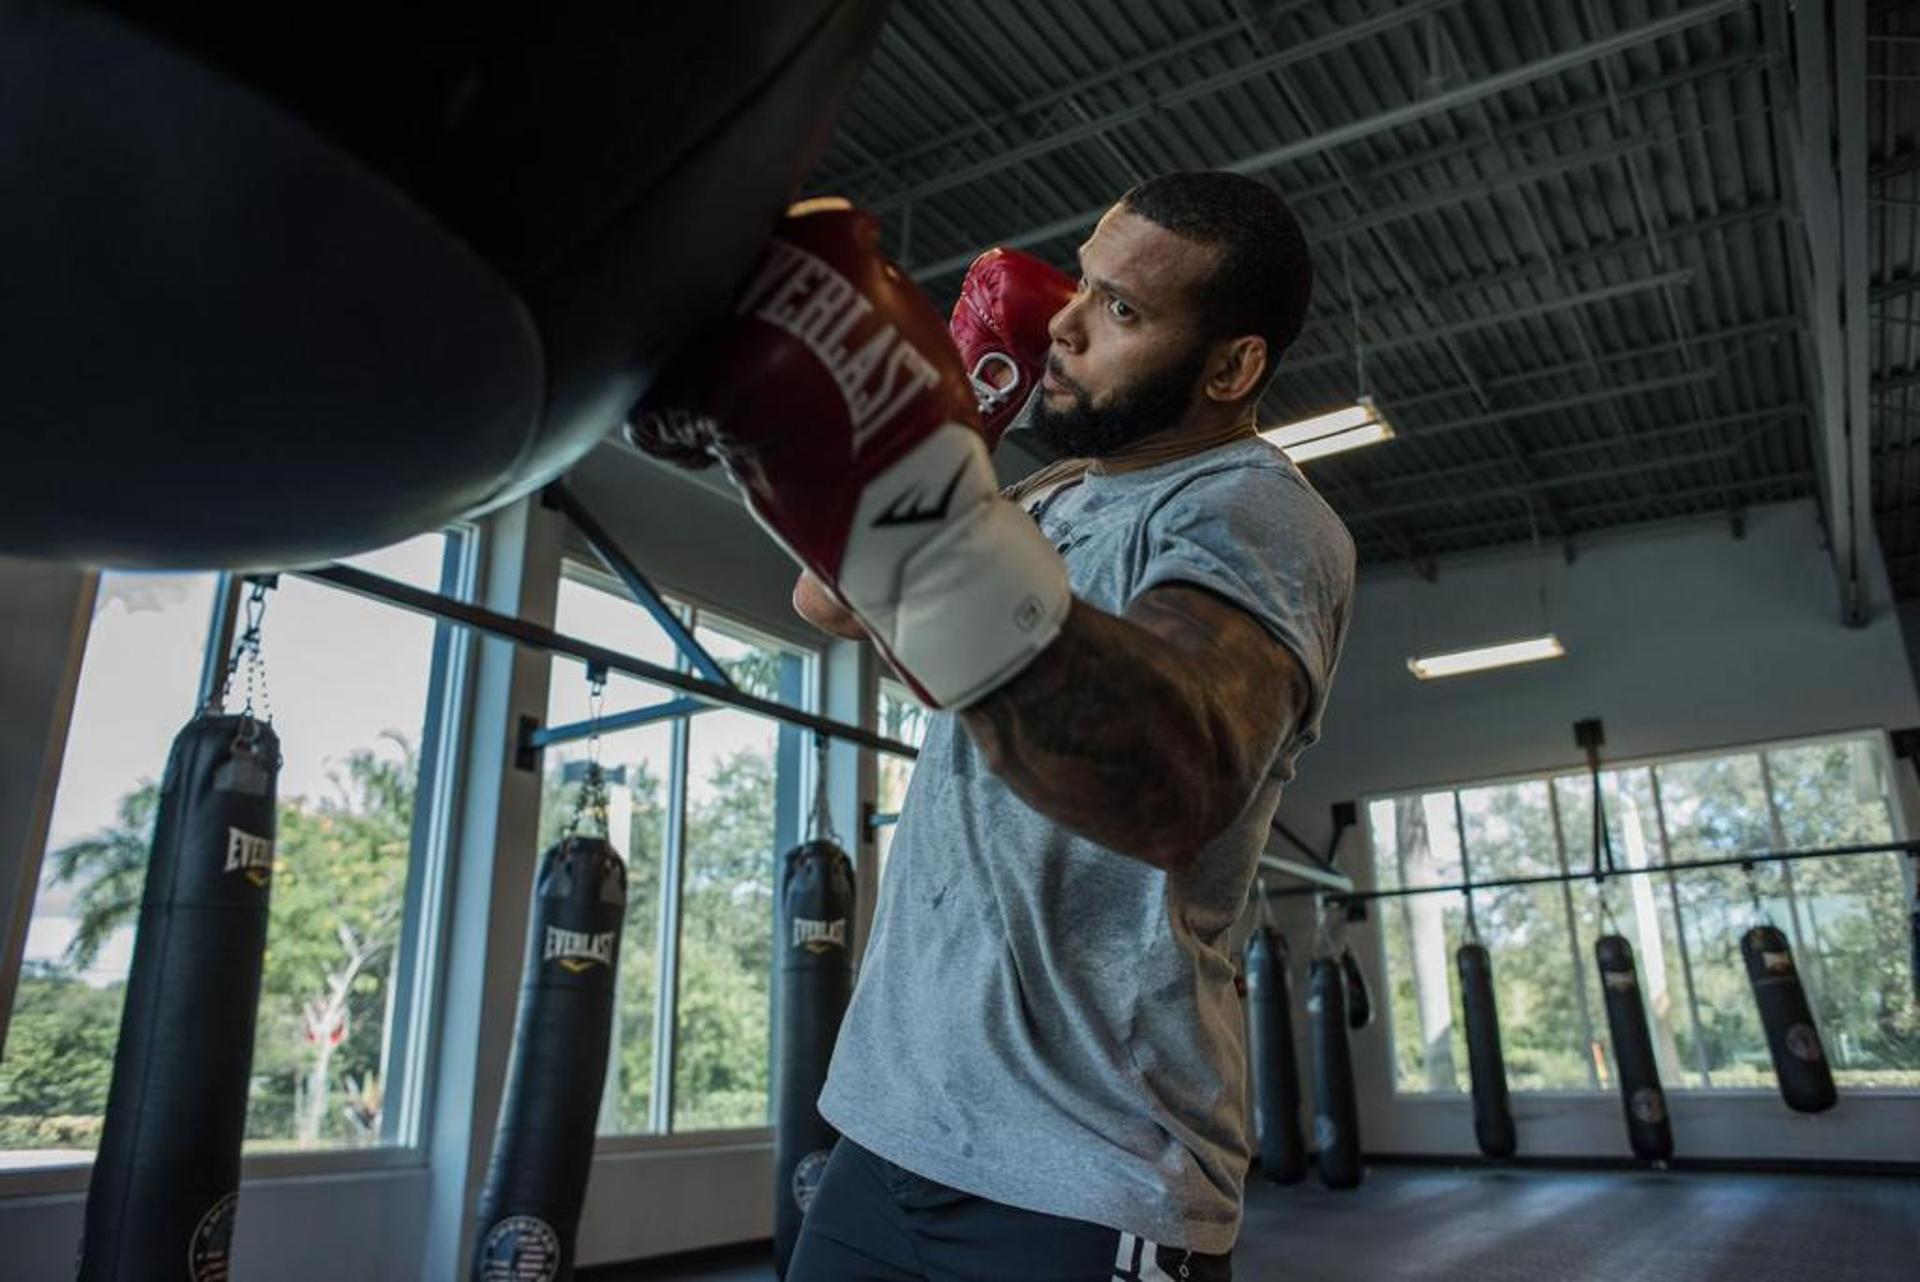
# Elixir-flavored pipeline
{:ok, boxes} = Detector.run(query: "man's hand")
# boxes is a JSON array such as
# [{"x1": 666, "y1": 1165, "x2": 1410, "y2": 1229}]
[
  {"x1": 628, "y1": 202, "x2": 1071, "y2": 708},
  {"x1": 793, "y1": 569, "x2": 866, "y2": 640},
  {"x1": 960, "y1": 584, "x2": 1308, "y2": 872},
  {"x1": 950, "y1": 247, "x2": 1076, "y2": 446}
]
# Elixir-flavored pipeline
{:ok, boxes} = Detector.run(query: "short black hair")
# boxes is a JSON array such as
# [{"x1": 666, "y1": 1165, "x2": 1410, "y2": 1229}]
[{"x1": 1120, "y1": 171, "x2": 1313, "y2": 395}]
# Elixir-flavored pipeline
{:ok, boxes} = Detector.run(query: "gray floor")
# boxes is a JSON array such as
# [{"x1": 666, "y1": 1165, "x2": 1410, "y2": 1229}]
[{"x1": 593, "y1": 1165, "x2": 1920, "y2": 1281}]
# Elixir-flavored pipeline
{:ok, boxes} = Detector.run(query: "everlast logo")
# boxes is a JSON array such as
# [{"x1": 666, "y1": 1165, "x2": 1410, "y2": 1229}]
[
  {"x1": 791, "y1": 917, "x2": 847, "y2": 955},
  {"x1": 543, "y1": 927, "x2": 615, "y2": 974},
  {"x1": 224, "y1": 828, "x2": 273, "y2": 888},
  {"x1": 735, "y1": 239, "x2": 941, "y2": 452}
]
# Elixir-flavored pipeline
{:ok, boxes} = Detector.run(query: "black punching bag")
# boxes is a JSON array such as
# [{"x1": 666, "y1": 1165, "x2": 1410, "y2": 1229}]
[
  {"x1": 1245, "y1": 927, "x2": 1307, "y2": 1184},
  {"x1": 1741, "y1": 925, "x2": 1837, "y2": 1114},
  {"x1": 774, "y1": 840, "x2": 856, "y2": 1277},
  {"x1": 1307, "y1": 957, "x2": 1363, "y2": 1189},
  {"x1": 473, "y1": 836, "x2": 626, "y2": 1282},
  {"x1": 1456, "y1": 943, "x2": 1517, "y2": 1158},
  {"x1": 1595, "y1": 935, "x2": 1673, "y2": 1162},
  {"x1": 80, "y1": 713, "x2": 279, "y2": 1281}
]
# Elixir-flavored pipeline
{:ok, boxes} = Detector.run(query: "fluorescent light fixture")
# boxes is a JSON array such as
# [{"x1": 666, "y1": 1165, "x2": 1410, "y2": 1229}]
[
  {"x1": 1407, "y1": 634, "x2": 1566, "y2": 680},
  {"x1": 1260, "y1": 396, "x2": 1396, "y2": 463}
]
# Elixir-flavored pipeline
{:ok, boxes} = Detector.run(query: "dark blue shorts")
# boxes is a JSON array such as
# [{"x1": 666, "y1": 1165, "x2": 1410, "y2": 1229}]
[{"x1": 787, "y1": 1139, "x2": 1234, "y2": 1282}]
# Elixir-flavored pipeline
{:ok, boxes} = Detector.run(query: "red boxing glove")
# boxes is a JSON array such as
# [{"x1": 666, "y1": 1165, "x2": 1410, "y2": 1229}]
[
  {"x1": 628, "y1": 202, "x2": 1070, "y2": 708},
  {"x1": 949, "y1": 247, "x2": 1076, "y2": 447}
]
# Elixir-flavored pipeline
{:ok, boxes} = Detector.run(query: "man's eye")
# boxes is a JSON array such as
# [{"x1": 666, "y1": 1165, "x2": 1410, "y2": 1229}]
[{"x1": 1108, "y1": 297, "x2": 1134, "y2": 320}]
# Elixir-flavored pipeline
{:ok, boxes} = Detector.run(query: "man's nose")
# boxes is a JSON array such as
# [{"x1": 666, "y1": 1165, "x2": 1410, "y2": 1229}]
[{"x1": 1048, "y1": 293, "x2": 1085, "y2": 352}]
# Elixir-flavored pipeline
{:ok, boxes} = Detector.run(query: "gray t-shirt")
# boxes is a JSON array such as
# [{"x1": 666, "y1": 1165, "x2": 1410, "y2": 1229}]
[{"x1": 817, "y1": 436, "x2": 1356, "y2": 1254}]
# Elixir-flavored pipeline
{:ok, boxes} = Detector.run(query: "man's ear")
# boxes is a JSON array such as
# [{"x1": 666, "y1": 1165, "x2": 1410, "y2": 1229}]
[{"x1": 1205, "y1": 335, "x2": 1269, "y2": 404}]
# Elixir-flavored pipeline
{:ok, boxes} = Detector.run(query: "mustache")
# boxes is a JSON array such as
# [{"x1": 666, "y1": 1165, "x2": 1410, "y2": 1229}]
[{"x1": 1044, "y1": 356, "x2": 1090, "y2": 400}]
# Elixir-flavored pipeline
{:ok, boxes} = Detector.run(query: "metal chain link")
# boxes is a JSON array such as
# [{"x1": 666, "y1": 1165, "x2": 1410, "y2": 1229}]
[
  {"x1": 217, "y1": 580, "x2": 274, "y2": 747},
  {"x1": 807, "y1": 733, "x2": 840, "y2": 846},
  {"x1": 566, "y1": 667, "x2": 611, "y2": 840}
]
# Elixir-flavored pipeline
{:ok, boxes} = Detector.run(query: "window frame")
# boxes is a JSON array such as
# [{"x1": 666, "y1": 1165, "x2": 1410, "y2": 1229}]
[
  {"x1": 0, "y1": 530, "x2": 481, "y2": 1194},
  {"x1": 1364, "y1": 726, "x2": 1916, "y2": 1101}
]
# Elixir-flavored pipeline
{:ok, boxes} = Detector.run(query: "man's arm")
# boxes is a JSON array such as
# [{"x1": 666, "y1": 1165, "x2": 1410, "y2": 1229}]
[{"x1": 960, "y1": 584, "x2": 1309, "y2": 872}]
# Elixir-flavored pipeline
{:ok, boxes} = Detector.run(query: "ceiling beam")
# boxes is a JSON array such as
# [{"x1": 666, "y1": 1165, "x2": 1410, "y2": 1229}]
[
  {"x1": 1365, "y1": 315, "x2": 1798, "y2": 416},
  {"x1": 1279, "y1": 272, "x2": 1692, "y2": 376},
  {"x1": 1352, "y1": 407, "x2": 1807, "y2": 494},
  {"x1": 1789, "y1": 0, "x2": 1870, "y2": 625},
  {"x1": 1837, "y1": 0, "x2": 1877, "y2": 624},
  {"x1": 1392, "y1": 368, "x2": 1721, "y2": 443},
  {"x1": 867, "y1": 0, "x2": 1459, "y2": 213},
  {"x1": 1334, "y1": 441, "x2": 1767, "y2": 524},
  {"x1": 912, "y1": 0, "x2": 1760, "y2": 278},
  {"x1": 1382, "y1": 471, "x2": 1814, "y2": 550}
]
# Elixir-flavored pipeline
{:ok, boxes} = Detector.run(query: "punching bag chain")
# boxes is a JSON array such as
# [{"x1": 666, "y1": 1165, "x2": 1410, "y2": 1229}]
[
  {"x1": 1454, "y1": 792, "x2": 1481, "y2": 944},
  {"x1": 807, "y1": 733, "x2": 840, "y2": 846},
  {"x1": 1740, "y1": 859, "x2": 1768, "y2": 925},
  {"x1": 216, "y1": 580, "x2": 274, "y2": 743},
  {"x1": 566, "y1": 667, "x2": 611, "y2": 839}
]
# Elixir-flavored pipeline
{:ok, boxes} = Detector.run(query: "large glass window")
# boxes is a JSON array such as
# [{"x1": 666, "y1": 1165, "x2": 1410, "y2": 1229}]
[
  {"x1": 241, "y1": 533, "x2": 466, "y2": 1152},
  {"x1": 1, "y1": 572, "x2": 221, "y2": 1169},
  {"x1": 539, "y1": 569, "x2": 816, "y2": 1137},
  {"x1": 1368, "y1": 732, "x2": 1917, "y2": 1095},
  {"x1": 1, "y1": 535, "x2": 470, "y2": 1169},
  {"x1": 673, "y1": 619, "x2": 810, "y2": 1132}
]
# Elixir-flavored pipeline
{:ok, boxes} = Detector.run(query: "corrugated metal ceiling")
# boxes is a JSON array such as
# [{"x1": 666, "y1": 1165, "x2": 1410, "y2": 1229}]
[{"x1": 801, "y1": 0, "x2": 1909, "y2": 596}]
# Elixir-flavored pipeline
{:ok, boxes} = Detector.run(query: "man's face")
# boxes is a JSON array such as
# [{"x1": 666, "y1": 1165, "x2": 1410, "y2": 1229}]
[{"x1": 1030, "y1": 206, "x2": 1220, "y2": 458}]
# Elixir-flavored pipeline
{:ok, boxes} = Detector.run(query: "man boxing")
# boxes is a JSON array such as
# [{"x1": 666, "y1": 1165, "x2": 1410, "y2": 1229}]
[{"x1": 630, "y1": 172, "x2": 1354, "y2": 1281}]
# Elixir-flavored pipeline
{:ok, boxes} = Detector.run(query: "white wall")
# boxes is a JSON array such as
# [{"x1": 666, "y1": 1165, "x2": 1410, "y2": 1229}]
[{"x1": 1268, "y1": 499, "x2": 1920, "y2": 1163}]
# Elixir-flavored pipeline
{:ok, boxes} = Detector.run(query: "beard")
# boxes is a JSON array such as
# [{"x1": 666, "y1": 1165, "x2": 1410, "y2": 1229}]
[{"x1": 1028, "y1": 341, "x2": 1209, "y2": 458}]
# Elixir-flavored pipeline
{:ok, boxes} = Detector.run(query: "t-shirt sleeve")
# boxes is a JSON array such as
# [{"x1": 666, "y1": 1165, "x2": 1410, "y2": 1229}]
[{"x1": 1131, "y1": 465, "x2": 1356, "y2": 734}]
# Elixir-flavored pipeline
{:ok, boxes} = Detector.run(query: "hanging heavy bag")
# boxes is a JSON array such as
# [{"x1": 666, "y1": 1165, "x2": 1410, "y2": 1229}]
[
  {"x1": 1457, "y1": 942, "x2": 1517, "y2": 1159},
  {"x1": 1307, "y1": 956, "x2": 1363, "y2": 1189},
  {"x1": 472, "y1": 835, "x2": 627, "y2": 1282},
  {"x1": 1740, "y1": 924, "x2": 1837, "y2": 1114},
  {"x1": 1594, "y1": 934, "x2": 1673, "y2": 1162},
  {"x1": 79, "y1": 712, "x2": 280, "y2": 1282},
  {"x1": 1245, "y1": 926, "x2": 1307, "y2": 1184},
  {"x1": 772, "y1": 838, "x2": 857, "y2": 1277},
  {"x1": 1340, "y1": 947, "x2": 1373, "y2": 1031}
]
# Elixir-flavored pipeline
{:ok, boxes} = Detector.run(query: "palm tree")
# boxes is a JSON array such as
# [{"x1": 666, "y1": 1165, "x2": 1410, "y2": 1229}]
[{"x1": 51, "y1": 782, "x2": 161, "y2": 971}]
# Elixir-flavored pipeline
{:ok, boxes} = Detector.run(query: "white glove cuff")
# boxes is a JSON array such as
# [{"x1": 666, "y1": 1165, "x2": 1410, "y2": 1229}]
[{"x1": 890, "y1": 495, "x2": 1071, "y2": 708}]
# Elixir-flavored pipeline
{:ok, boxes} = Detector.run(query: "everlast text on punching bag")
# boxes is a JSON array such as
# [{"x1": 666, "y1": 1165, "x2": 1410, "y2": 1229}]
[
  {"x1": 1245, "y1": 926, "x2": 1307, "y2": 1184},
  {"x1": 774, "y1": 839, "x2": 856, "y2": 1277},
  {"x1": 1595, "y1": 934, "x2": 1674, "y2": 1162},
  {"x1": 80, "y1": 713, "x2": 280, "y2": 1281},
  {"x1": 473, "y1": 836, "x2": 627, "y2": 1282},
  {"x1": 1307, "y1": 956, "x2": 1363, "y2": 1189},
  {"x1": 1741, "y1": 925, "x2": 1838, "y2": 1114}
]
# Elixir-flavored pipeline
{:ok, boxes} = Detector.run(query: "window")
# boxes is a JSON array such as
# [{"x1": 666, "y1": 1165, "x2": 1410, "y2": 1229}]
[
  {"x1": 2, "y1": 572, "x2": 222, "y2": 1170},
  {"x1": 874, "y1": 678, "x2": 932, "y2": 885},
  {"x1": 0, "y1": 534, "x2": 470, "y2": 1169},
  {"x1": 240, "y1": 533, "x2": 468, "y2": 1151},
  {"x1": 1368, "y1": 732, "x2": 1918, "y2": 1095},
  {"x1": 673, "y1": 618, "x2": 811, "y2": 1132},
  {"x1": 543, "y1": 571, "x2": 683, "y2": 1137},
  {"x1": 539, "y1": 569, "x2": 816, "y2": 1136}
]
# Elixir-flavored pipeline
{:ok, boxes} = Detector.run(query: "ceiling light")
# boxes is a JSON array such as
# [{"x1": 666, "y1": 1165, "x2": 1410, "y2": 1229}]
[
  {"x1": 1261, "y1": 396, "x2": 1396, "y2": 463},
  {"x1": 1407, "y1": 634, "x2": 1566, "y2": 680}
]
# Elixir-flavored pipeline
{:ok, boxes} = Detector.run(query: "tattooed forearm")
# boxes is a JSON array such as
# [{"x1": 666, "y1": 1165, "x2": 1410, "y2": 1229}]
[{"x1": 959, "y1": 587, "x2": 1308, "y2": 870}]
